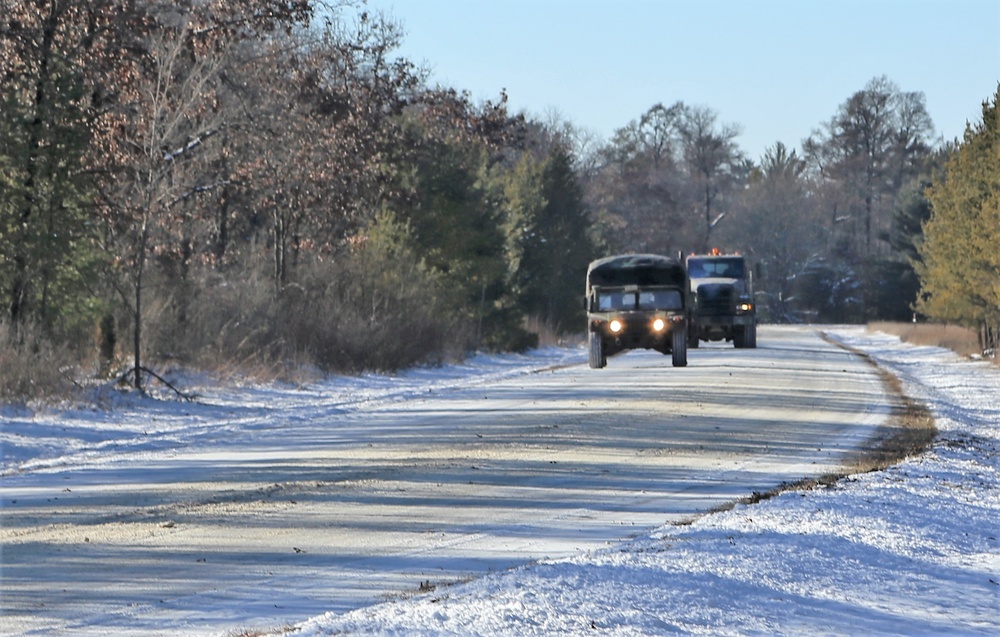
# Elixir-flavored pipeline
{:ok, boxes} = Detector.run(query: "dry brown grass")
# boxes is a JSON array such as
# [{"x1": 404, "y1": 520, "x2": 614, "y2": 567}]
[
  {"x1": 868, "y1": 321, "x2": 986, "y2": 359},
  {"x1": 524, "y1": 315, "x2": 585, "y2": 348},
  {"x1": 0, "y1": 321, "x2": 78, "y2": 402}
]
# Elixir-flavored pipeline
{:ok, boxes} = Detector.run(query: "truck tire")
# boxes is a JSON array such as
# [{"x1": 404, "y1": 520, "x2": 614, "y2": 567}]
[
  {"x1": 688, "y1": 329, "x2": 700, "y2": 348},
  {"x1": 672, "y1": 328, "x2": 688, "y2": 367},
  {"x1": 589, "y1": 332, "x2": 606, "y2": 369},
  {"x1": 748, "y1": 323, "x2": 758, "y2": 348},
  {"x1": 733, "y1": 326, "x2": 747, "y2": 348}
]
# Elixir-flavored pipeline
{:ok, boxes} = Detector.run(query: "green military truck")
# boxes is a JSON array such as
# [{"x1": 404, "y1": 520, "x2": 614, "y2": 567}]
[
  {"x1": 585, "y1": 254, "x2": 689, "y2": 368},
  {"x1": 686, "y1": 249, "x2": 757, "y2": 348}
]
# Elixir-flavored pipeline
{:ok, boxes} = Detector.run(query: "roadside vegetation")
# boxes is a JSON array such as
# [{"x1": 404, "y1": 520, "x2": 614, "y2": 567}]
[
  {"x1": 1, "y1": 1, "x2": 996, "y2": 403},
  {"x1": 869, "y1": 321, "x2": 988, "y2": 360}
]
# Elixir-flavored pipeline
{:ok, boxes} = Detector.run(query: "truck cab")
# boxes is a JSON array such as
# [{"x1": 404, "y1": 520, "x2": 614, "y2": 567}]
[
  {"x1": 585, "y1": 254, "x2": 689, "y2": 368},
  {"x1": 686, "y1": 249, "x2": 757, "y2": 348}
]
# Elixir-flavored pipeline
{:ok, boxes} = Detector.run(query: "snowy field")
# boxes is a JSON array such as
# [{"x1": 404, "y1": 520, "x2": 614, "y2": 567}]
[{"x1": 1, "y1": 326, "x2": 998, "y2": 636}]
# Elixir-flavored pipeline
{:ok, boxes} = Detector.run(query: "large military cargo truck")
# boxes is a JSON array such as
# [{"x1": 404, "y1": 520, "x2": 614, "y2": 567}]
[
  {"x1": 585, "y1": 254, "x2": 689, "y2": 368},
  {"x1": 686, "y1": 249, "x2": 757, "y2": 348}
]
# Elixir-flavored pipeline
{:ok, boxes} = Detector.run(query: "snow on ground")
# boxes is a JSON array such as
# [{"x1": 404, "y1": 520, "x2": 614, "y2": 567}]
[
  {"x1": 0, "y1": 345, "x2": 586, "y2": 478},
  {"x1": 295, "y1": 327, "x2": 1000, "y2": 636},
  {"x1": 1, "y1": 327, "x2": 998, "y2": 636}
]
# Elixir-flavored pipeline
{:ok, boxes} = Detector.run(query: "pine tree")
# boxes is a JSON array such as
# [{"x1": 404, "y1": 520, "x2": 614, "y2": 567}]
[
  {"x1": 537, "y1": 145, "x2": 596, "y2": 331},
  {"x1": 0, "y1": 3, "x2": 104, "y2": 344},
  {"x1": 918, "y1": 87, "x2": 1000, "y2": 351},
  {"x1": 504, "y1": 145, "x2": 595, "y2": 334}
]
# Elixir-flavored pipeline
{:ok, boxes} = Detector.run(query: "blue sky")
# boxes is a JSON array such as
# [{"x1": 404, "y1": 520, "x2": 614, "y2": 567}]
[{"x1": 361, "y1": 0, "x2": 999, "y2": 161}]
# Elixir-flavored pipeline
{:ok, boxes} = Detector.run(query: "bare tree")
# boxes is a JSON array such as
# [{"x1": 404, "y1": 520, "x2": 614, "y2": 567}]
[
  {"x1": 584, "y1": 103, "x2": 691, "y2": 255},
  {"x1": 676, "y1": 105, "x2": 744, "y2": 251},
  {"x1": 224, "y1": 10, "x2": 416, "y2": 292},
  {"x1": 804, "y1": 76, "x2": 935, "y2": 255},
  {"x1": 86, "y1": 1, "x2": 311, "y2": 390},
  {"x1": 638, "y1": 102, "x2": 684, "y2": 171}
]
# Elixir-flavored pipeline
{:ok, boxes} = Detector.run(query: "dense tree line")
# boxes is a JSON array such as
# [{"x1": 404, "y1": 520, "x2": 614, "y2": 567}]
[
  {"x1": 0, "y1": 0, "x2": 596, "y2": 395},
  {"x1": 0, "y1": 0, "x2": 992, "y2": 399},
  {"x1": 583, "y1": 76, "x2": 941, "y2": 325}
]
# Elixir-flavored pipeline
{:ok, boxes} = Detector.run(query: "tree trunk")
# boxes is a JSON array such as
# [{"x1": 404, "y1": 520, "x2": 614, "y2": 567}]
[
  {"x1": 9, "y1": 8, "x2": 57, "y2": 326},
  {"x1": 9, "y1": 257, "x2": 29, "y2": 326},
  {"x1": 216, "y1": 185, "x2": 230, "y2": 262},
  {"x1": 133, "y1": 222, "x2": 149, "y2": 391},
  {"x1": 702, "y1": 180, "x2": 713, "y2": 252},
  {"x1": 215, "y1": 133, "x2": 231, "y2": 262},
  {"x1": 99, "y1": 314, "x2": 117, "y2": 378},
  {"x1": 273, "y1": 209, "x2": 287, "y2": 294}
]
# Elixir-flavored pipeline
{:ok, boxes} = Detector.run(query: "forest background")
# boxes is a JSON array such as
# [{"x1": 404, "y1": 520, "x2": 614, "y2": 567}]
[{"x1": 1, "y1": 0, "x2": 997, "y2": 400}]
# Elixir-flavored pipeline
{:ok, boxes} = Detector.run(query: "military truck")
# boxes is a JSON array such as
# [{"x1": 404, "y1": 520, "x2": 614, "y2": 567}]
[
  {"x1": 585, "y1": 254, "x2": 689, "y2": 368},
  {"x1": 686, "y1": 248, "x2": 757, "y2": 348}
]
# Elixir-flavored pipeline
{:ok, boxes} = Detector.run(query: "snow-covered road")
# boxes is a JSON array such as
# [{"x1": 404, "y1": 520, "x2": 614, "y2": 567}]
[{"x1": 4, "y1": 325, "x2": 992, "y2": 636}]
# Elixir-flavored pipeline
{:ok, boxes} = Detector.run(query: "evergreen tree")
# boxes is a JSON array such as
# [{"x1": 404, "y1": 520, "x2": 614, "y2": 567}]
[
  {"x1": 502, "y1": 152, "x2": 546, "y2": 318},
  {"x1": 0, "y1": 2, "x2": 104, "y2": 341},
  {"x1": 864, "y1": 180, "x2": 935, "y2": 321},
  {"x1": 536, "y1": 145, "x2": 596, "y2": 331},
  {"x1": 392, "y1": 130, "x2": 512, "y2": 349},
  {"x1": 504, "y1": 145, "x2": 595, "y2": 333},
  {"x1": 918, "y1": 87, "x2": 1000, "y2": 351}
]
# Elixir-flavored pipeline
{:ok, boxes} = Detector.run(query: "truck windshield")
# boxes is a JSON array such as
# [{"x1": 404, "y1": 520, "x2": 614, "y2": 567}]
[
  {"x1": 687, "y1": 257, "x2": 745, "y2": 279},
  {"x1": 598, "y1": 289, "x2": 682, "y2": 311}
]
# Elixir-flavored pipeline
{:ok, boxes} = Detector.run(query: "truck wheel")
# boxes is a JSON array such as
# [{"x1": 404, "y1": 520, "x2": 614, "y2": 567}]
[
  {"x1": 672, "y1": 328, "x2": 688, "y2": 367},
  {"x1": 589, "y1": 332, "x2": 606, "y2": 369},
  {"x1": 748, "y1": 324, "x2": 758, "y2": 348},
  {"x1": 733, "y1": 326, "x2": 747, "y2": 348}
]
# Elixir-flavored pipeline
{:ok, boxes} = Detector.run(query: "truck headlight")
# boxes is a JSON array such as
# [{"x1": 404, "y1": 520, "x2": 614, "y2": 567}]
[
  {"x1": 738, "y1": 302, "x2": 753, "y2": 312},
  {"x1": 652, "y1": 318, "x2": 665, "y2": 332},
  {"x1": 609, "y1": 319, "x2": 623, "y2": 333}
]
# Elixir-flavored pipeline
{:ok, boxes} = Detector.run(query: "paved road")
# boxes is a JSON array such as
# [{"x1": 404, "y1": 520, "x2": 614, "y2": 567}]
[{"x1": 0, "y1": 326, "x2": 889, "y2": 636}]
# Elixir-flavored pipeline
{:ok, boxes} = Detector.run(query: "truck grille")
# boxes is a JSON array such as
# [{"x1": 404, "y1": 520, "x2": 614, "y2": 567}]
[{"x1": 697, "y1": 283, "x2": 735, "y2": 315}]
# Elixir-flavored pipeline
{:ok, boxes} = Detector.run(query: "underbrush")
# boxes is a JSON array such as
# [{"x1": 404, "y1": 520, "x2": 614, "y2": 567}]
[
  {"x1": 0, "y1": 321, "x2": 78, "y2": 403},
  {"x1": 147, "y1": 256, "x2": 461, "y2": 380}
]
